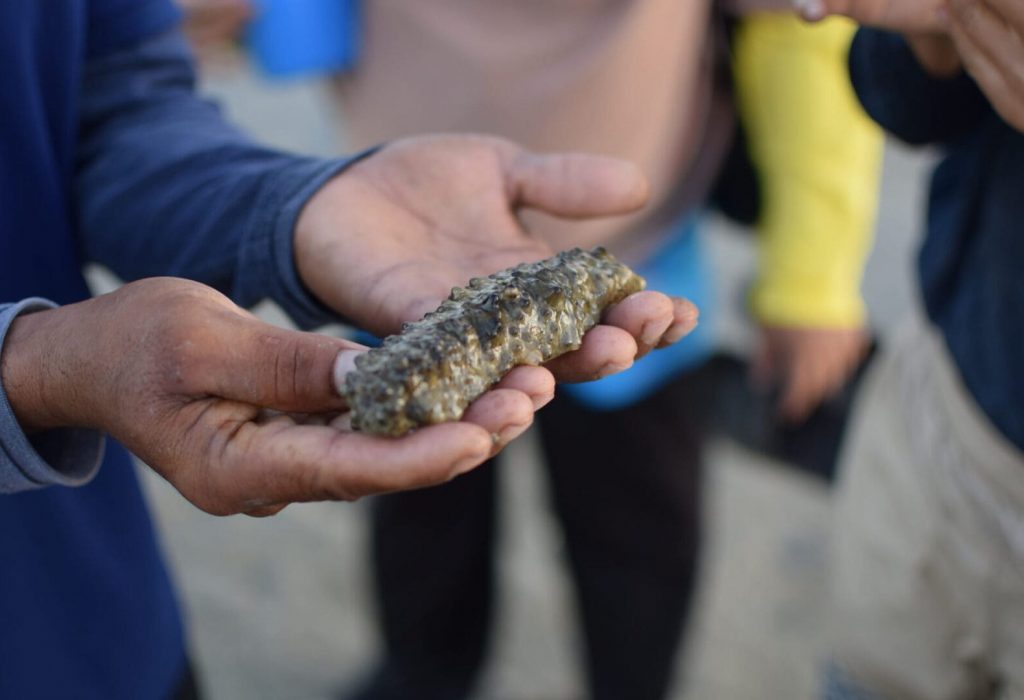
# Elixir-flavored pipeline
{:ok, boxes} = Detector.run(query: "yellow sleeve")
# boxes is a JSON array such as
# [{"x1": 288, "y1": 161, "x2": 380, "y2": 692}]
[{"x1": 733, "y1": 14, "x2": 884, "y2": 328}]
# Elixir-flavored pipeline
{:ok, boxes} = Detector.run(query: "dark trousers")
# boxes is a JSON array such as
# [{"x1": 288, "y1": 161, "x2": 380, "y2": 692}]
[{"x1": 352, "y1": 370, "x2": 706, "y2": 700}]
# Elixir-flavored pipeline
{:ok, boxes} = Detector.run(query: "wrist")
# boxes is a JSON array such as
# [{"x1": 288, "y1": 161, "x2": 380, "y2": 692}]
[
  {"x1": 294, "y1": 167, "x2": 368, "y2": 321},
  {"x1": 294, "y1": 171, "x2": 347, "y2": 310},
  {"x1": 905, "y1": 34, "x2": 961, "y2": 77},
  {"x1": 291, "y1": 149, "x2": 384, "y2": 325},
  {"x1": 1, "y1": 304, "x2": 88, "y2": 432}
]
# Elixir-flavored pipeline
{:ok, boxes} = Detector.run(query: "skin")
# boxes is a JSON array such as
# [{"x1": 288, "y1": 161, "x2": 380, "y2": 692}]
[
  {"x1": 794, "y1": 0, "x2": 948, "y2": 31},
  {"x1": 293, "y1": 134, "x2": 701, "y2": 385},
  {"x1": 178, "y1": 0, "x2": 251, "y2": 53},
  {"x1": 802, "y1": 0, "x2": 1024, "y2": 132},
  {"x1": 946, "y1": 0, "x2": 1024, "y2": 132},
  {"x1": 788, "y1": 0, "x2": 1024, "y2": 421},
  {"x1": 180, "y1": 0, "x2": 876, "y2": 424},
  {"x1": 745, "y1": 3, "x2": 878, "y2": 424},
  {"x1": 754, "y1": 326, "x2": 870, "y2": 423},
  {"x1": 3, "y1": 137, "x2": 697, "y2": 517}
]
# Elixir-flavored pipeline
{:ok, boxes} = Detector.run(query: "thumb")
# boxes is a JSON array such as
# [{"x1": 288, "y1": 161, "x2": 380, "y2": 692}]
[
  {"x1": 199, "y1": 316, "x2": 365, "y2": 413},
  {"x1": 507, "y1": 151, "x2": 650, "y2": 220},
  {"x1": 793, "y1": 0, "x2": 829, "y2": 21}
]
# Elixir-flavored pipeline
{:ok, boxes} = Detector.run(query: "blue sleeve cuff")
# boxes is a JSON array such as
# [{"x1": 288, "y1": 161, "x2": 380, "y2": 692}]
[
  {"x1": 0, "y1": 300, "x2": 105, "y2": 494},
  {"x1": 234, "y1": 146, "x2": 380, "y2": 330}
]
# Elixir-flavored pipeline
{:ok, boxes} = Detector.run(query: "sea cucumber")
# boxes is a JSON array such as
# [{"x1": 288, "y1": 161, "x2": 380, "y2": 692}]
[{"x1": 342, "y1": 247, "x2": 645, "y2": 436}]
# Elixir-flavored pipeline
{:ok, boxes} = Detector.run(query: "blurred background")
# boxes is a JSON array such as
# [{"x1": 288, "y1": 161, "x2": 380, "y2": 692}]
[{"x1": 85, "y1": 7, "x2": 936, "y2": 699}]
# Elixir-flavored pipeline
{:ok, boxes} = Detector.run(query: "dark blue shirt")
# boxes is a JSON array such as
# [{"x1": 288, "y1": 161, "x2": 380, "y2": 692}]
[
  {"x1": 0, "y1": 2, "x2": 352, "y2": 698},
  {"x1": 850, "y1": 31, "x2": 1024, "y2": 452}
]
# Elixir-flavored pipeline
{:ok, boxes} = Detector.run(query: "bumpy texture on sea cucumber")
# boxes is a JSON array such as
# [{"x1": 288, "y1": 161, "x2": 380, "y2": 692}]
[{"x1": 342, "y1": 247, "x2": 645, "y2": 436}]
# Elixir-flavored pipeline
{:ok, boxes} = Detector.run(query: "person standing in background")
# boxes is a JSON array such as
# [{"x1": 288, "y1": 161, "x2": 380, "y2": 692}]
[
  {"x1": 177, "y1": 1, "x2": 884, "y2": 697},
  {"x1": 331, "y1": 4, "x2": 882, "y2": 699},
  {"x1": 794, "y1": 0, "x2": 1024, "y2": 697}
]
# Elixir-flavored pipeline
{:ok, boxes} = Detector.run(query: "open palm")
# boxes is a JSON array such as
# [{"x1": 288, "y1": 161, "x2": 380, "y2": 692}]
[{"x1": 295, "y1": 134, "x2": 696, "y2": 381}]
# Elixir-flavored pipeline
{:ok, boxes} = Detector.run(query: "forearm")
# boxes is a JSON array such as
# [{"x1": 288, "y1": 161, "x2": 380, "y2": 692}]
[
  {"x1": 0, "y1": 301, "x2": 104, "y2": 494},
  {"x1": 734, "y1": 14, "x2": 883, "y2": 328},
  {"x1": 75, "y1": 29, "x2": 359, "y2": 328}
]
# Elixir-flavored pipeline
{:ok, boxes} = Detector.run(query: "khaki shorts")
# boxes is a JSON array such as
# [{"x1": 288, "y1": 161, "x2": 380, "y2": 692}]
[{"x1": 829, "y1": 319, "x2": 1024, "y2": 700}]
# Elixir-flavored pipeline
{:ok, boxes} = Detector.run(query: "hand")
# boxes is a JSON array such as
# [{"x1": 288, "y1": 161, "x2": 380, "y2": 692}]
[
  {"x1": 905, "y1": 34, "x2": 964, "y2": 76},
  {"x1": 793, "y1": 0, "x2": 947, "y2": 32},
  {"x1": 295, "y1": 134, "x2": 699, "y2": 383},
  {"x1": 945, "y1": 0, "x2": 1024, "y2": 132},
  {"x1": 1, "y1": 279, "x2": 555, "y2": 516},
  {"x1": 752, "y1": 325, "x2": 870, "y2": 424},
  {"x1": 177, "y1": 0, "x2": 252, "y2": 59}
]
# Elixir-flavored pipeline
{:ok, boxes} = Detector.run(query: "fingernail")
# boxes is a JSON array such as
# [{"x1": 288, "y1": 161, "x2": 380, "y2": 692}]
[
  {"x1": 660, "y1": 318, "x2": 698, "y2": 347},
  {"x1": 595, "y1": 360, "x2": 632, "y2": 381},
  {"x1": 793, "y1": 0, "x2": 826, "y2": 21},
  {"x1": 640, "y1": 320, "x2": 664, "y2": 348},
  {"x1": 676, "y1": 298, "x2": 700, "y2": 323},
  {"x1": 332, "y1": 349, "x2": 363, "y2": 395},
  {"x1": 497, "y1": 421, "x2": 530, "y2": 445},
  {"x1": 935, "y1": 6, "x2": 950, "y2": 27},
  {"x1": 532, "y1": 392, "x2": 555, "y2": 411}
]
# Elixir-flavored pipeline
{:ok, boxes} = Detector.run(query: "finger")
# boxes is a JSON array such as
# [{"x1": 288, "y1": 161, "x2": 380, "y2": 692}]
[
  {"x1": 202, "y1": 417, "x2": 495, "y2": 513},
  {"x1": 778, "y1": 342, "x2": 834, "y2": 423},
  {"x1": 835, "y1": 336, "x2": 865, "y2": 384},
  {"x1": 656, "y1": 296, "x2": 700, "y2": 349},
  {"x1": 749, "y1": 335, "x2": 779, "y2": 392},
  {"x1": 506, "y1": 152, "x2": 650, "y2": 220},
  {"x1": 602, "y1": 291, "x2": 676, "y2": 357},
  {"x1": 794, "y1": 0, "x2": 874, "y2": 23},
  {"x1": 195, "y1": 314, "x2": 365, "y2": 413},
  {"x1": 847, "y1": 334, "x2": 871, "y2": 373},
  {"x1": 544, "y1": 325, "x2": 637, "y2": 383},
  {"x1": 798, "y1": 0, "x2": 947, "y2": 31},
  {"x1": 244, "y1": 504, "x2": 288, "y2": 518},
  {"x1": 776, "y1": 330, "x2": 871, "y2": 422},
  {"x1": 946, "y1": 14, "x2": 1024, "y2": 127},
  {"x1": 824, "y1": 335, "x2": 869, "y2": 394},
  {"x1": 460, "y1": 388, "x2": 536, "y2": 456},
  {"x1": 778, "y1": 359, "x2": 820, "y2": 424},
  {"x1": 494, "y1": 365, "x2": 556, "y2": 410},
  {"x1": 949, "y1": 0, "x2": 1024, "y2": 83},
  {"x1": 986, "y1": 0, "x2": 1024, "y2": 31}
]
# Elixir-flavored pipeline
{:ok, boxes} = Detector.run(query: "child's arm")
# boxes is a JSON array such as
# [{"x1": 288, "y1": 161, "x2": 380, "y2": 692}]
[{"x1": 733, "y1": 14, "x2": 881, "y2": 419}]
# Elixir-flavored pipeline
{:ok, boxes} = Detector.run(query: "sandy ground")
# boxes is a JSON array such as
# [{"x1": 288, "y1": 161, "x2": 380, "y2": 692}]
[{"x1": 113, "y1": 67, "x2": 934, "y2": 700}]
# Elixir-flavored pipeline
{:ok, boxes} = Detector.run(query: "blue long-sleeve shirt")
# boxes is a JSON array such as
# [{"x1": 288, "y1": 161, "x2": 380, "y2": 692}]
[
  {"x1": 0, "y1": 2, "x2": 358, "y2": 697},
  {"x1": 848, "y1": 30, "x2": 1024, "y2": 452},
  {"x1": 1, "y1": 26, "x2": 354, "y2": 494}
]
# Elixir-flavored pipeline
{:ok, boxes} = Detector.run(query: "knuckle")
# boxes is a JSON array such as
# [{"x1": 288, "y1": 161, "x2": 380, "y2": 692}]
[
  {"x1": 335, "y1": 489, "x2": 361, "y2": 503},
  {"x1": 319, "y1": 469, "x2": 362, "y2": 503},
  {"x1": 317, "y1": 477, "x2": 360, "y2": 503},
  {"x1": 161, "y1": 325, "x2": 212, "y2": 391},
  {"x1": 250, "y1": 332, "x2": 302, "y2": 405}
]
